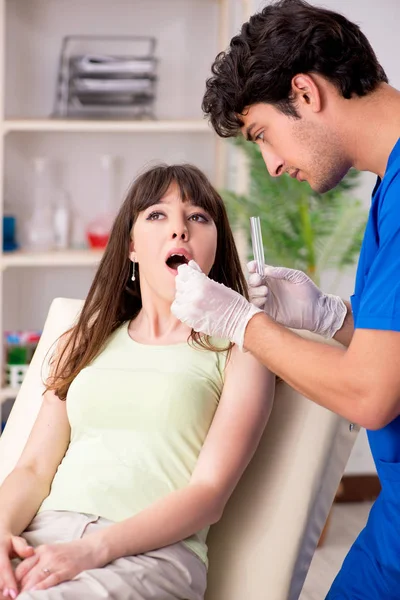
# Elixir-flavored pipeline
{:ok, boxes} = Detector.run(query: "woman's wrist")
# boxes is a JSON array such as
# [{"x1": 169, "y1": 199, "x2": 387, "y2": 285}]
[
  {"x1": 80, "y1": 530, "x2": 112, "y2": 568},
  {"x1": 0, "y1": 522, "x2": 12, "y2": 536}
]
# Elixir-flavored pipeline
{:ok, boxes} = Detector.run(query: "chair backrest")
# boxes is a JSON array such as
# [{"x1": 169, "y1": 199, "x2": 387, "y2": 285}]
[
  {"x1": 0, "y1": 298, "x2": 358, "y2": 600},
  {"x1": 206, "y1": 372, "x2": 356, "y2": 599}
]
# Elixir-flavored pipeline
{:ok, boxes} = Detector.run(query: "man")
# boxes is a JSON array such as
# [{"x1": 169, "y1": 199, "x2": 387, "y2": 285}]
[{"x1": 171, "y1": 0, "x2": 400, "y2": 598}]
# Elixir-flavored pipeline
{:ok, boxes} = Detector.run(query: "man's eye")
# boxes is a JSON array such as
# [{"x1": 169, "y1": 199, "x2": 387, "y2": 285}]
[
  {"x1": 146, "y1": 211, "x2": 165, "y2": 221},
  {"x1": 189, "y1": 213, "x2": 209, "y2": 223}
]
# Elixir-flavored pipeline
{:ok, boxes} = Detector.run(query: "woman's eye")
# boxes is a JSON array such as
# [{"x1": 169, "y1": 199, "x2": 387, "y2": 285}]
[
  {"x1": 255, "y1": 131, "x2": 264, "y2": 142},
  {"x1": 189, "y1": 213, "x2": 209, "y2": 223},
  {"x1": 146, "y1": 211, "x2": 165, "y2": 221}
]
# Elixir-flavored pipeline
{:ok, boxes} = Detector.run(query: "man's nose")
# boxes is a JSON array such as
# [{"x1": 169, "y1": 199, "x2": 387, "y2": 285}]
[{"x1": 260, "y1": 147, "x2": 285, "y2": 178}]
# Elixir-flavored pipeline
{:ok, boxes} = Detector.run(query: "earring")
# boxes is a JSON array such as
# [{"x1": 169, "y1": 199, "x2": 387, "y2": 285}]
[{"x1": 131, "y1": 259, "x2": 136, "y2": 282}]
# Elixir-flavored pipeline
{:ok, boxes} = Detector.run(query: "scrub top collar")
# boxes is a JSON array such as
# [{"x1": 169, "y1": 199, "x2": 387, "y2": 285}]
[{"x1": 372, "y1": 137, "x2": 400, "y2": 198}]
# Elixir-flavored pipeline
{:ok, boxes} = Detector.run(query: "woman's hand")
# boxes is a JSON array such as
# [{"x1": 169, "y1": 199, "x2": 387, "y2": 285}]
[
  {"x1": 0, "y1": 531, "x2": 34, "y2": 599},
  {"x1": 15, "y1": 538, "x2": 99, "y2": 594}
]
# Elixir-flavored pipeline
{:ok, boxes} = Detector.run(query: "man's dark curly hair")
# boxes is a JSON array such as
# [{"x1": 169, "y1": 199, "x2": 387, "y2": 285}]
[{"x1": 202, "y1": 0, "x2": 388, "y2": 137}]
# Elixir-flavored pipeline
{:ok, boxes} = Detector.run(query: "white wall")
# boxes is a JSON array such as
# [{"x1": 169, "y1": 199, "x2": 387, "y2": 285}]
[{"x1": 248, "y1": 0, "x2": 400, "y2": 474}]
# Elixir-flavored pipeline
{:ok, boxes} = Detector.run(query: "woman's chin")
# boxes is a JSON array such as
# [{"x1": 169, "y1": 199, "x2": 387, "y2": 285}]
[{"x1": 161, "y1": 287, "x2": 176, "y2": 306}]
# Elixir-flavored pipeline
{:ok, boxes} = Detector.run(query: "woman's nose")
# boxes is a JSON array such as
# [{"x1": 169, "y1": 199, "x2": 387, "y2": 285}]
[{"x1": 172, "y1": 226, "x2": 188, "y2": 241}]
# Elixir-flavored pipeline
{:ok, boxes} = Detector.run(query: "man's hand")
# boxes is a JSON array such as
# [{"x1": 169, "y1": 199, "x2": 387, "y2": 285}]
[
  {"x1": 247, "y1": 261, "x2": 347, "y2": 338},
  {"x1": 172, "y1": 260, "x2": 261, "y2": 349}
]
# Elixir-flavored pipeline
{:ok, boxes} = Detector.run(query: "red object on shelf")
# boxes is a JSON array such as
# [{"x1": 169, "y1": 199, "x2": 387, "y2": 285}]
[
  {"x1": 87, "y1": 231, "x2": 109, "y2": 249},
  {"x1": 86, "y1": 213, "x2": 113, "y2": 249},
  {"x1": 4, "y1": 330, "x2": 41, "y2": 345}
]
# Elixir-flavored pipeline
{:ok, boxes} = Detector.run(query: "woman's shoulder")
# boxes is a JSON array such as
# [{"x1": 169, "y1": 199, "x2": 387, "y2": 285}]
[
  {"x1": 207, "y1": 336, "x2": 231, "y2": 352},
  {"x1": 204, "y1": 337, "x2": 231, "y2": 380}
]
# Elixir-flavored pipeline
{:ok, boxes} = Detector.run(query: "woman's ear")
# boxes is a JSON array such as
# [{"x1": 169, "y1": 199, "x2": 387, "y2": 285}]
[{"x1": 128, "y1": 239, "x2": 136, "y2": 262}]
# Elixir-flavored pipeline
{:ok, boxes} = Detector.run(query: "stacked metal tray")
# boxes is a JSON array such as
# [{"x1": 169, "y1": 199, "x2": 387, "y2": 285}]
[{"x1": 53, "y1": 35, "x2": 158, "y2": 119}]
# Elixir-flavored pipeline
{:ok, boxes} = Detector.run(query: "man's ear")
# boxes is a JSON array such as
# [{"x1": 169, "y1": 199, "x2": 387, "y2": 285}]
[{"x1": 291, "y1": 73, "x2": 322, "y2": 114}]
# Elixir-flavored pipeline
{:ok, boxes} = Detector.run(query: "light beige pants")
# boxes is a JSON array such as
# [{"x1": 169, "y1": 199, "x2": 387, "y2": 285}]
[{"x1": 15, "y1": 511, "x2": 207, "y2": 600}]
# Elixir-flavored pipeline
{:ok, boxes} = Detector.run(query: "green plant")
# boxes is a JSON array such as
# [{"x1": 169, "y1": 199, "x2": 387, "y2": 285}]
[{"x1": 223, "y1": 138, "x2": 367, "y2": 286}]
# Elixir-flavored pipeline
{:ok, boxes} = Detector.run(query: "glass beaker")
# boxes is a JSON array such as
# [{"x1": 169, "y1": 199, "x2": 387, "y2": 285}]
[{"x1": 86, "y1": 154, "x2": 118, "y2": 249}]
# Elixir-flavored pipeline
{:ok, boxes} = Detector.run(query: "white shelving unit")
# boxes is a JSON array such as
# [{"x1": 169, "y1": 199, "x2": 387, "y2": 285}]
[
  {"x1": 1, "y1": 249, "x2": 104, "y2": 270},
  {"x1": 2, "y1": 118, "x2": 213, "y2": 134},
  {"x1": 0, "y1": 0, "x2": 251, "y2": 415}
]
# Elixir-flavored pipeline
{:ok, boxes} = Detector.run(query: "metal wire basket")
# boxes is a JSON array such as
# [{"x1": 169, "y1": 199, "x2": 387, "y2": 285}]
[{"x1": 53, "y1": 35, "x2": 158, "y2": 119}]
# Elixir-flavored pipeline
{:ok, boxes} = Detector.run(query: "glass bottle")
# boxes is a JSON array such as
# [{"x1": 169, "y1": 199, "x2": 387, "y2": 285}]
[
  {"x1": 53, "y1": 190, "x2": 71, "y2": 250},
  {"x1": 25, "y1": 157, "x2": 55, "y2": 251}
]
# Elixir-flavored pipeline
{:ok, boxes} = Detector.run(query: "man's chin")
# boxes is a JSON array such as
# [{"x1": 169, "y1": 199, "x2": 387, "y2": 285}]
[
  {"x1": 312, "y1": 167, "x2": 351, "y2": 194},
  {"x1": 311, "y1": 178, "x2": 340, "y2": 194}
]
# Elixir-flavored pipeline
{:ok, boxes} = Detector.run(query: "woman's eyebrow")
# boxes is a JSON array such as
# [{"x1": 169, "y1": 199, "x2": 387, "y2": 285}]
[
  {"x1": 147, "y1": 199, "x2": 165, "y2": 208},
  {"x1": 186, "y1": 201, "x2": 208, "y2": 210}
]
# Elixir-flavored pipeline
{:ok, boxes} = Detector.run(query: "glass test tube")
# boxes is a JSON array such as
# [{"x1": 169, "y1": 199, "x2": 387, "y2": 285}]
[{"x1": 250, "y1": 216, "x2": 265, "y2": 277}]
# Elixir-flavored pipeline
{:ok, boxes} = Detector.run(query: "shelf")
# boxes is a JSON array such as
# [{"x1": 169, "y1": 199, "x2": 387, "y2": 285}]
[
  {"x1": 1, "y1": 249, "x2": 104, "y2": 270},
  {"x1": 0, "y1": 387, "x2": 19, "y2": 404},
  {"x1": 3, "y1": 119, "x2": 213, "y2": 135}
]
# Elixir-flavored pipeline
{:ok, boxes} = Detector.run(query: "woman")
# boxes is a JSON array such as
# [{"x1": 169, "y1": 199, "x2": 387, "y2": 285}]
[{"x1": 0, "y1": 164, "x2": 274, "y2": 600}]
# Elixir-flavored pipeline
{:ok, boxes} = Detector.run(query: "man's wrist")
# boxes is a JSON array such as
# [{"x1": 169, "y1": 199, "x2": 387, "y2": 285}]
[
  {"x1": 317, "y1": 295, "x2": 348, "y2": 338},
  {"x1": 332, "y1": 300, "x2": 354, "y2": 347},
  {"x1": 242, "y1": 310, "x2": 272, "y2": 352},
  {"x1": 235, "y1": 301, "x2": 262, "y2": 350}
]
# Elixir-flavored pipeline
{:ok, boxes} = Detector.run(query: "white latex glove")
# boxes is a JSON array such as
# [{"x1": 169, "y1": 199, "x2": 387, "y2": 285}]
[
  {"x1": 171, "y1": 260, "x2": 261, "y2": 350},
  {"x1": 247, "y1": 261, "x2": 347, "y2": 338}
]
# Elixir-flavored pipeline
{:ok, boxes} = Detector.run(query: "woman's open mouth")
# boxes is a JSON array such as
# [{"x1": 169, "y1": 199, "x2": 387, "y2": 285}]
[{"x1": 165, "y1": 253, "x2": 190, "y2": 274}]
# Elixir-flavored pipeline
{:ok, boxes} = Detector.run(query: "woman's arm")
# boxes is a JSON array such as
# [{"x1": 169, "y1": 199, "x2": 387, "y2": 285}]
[
  {"x1": 0, "y1": 389, "x2": 70, "y2": 536},
  {"x1": 85, "y1": 347, "x2": 275, "y2": 564},
  {"x1": 0, "y1": 389, "x2": 70, "y2": 597},
  {"x1": 0, "y1": 332, "x2": 72, "y2": 537}
]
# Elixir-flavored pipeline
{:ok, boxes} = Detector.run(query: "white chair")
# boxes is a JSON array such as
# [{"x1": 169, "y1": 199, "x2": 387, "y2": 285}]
[{"x1": 0, "y1": 298, "x2": 358, "y2": 600}]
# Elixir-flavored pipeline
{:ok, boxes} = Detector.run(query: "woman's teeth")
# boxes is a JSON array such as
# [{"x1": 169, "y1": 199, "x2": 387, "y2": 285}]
[{"x1": 166, "y1": 254, "x2": 189, "y2": 270}]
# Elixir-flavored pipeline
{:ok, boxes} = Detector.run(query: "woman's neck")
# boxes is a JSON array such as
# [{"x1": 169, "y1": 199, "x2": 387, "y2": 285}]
[{"x1": 128, "y1": 307, "x2": 191, "y2": 345}]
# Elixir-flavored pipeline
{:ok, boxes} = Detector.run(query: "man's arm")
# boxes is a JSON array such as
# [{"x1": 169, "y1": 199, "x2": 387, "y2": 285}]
[
  {"x1": 172, "y1": 261, "x2": 399, "y2": 430},
  {"x1": 245, "y1": 312, "x2": 400, "y2": 430},
  {"x1": 333, "y1": 301, "x2": 354, "y2": 347}
]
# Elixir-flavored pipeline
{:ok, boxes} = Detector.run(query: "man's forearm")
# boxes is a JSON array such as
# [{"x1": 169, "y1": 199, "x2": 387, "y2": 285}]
[
  {"x1": 244, "y1": 313, "x2": 367, "y2": 426},
  {"x1": 333, "y1": 300, "x2": 354, "y2": 347}
]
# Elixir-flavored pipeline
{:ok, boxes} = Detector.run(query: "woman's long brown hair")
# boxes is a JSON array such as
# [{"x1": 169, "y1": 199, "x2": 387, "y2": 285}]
[{"x1": 47, "y1": 164, "x2": 248, "y2": 400}]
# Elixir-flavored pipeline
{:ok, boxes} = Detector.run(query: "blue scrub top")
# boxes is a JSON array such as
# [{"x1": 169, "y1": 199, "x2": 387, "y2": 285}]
[{"x1": 327, "y1": 138, "x2": 400, "y2": 599}]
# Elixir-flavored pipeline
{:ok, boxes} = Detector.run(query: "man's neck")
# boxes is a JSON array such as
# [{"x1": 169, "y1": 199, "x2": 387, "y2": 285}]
[{"x1": 341, "y1": 84, "x2": 400, "y2": 178}]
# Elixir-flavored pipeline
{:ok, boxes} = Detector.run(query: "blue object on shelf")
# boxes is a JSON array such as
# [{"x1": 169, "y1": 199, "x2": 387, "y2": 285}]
[{"x1": 3, "y1": 215, "x2": 18, "y2": 252}]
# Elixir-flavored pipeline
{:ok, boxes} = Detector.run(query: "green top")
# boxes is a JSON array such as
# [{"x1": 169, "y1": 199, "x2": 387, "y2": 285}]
[{"x1": 39, "y1": 322, "x2": 228, "y2": 565}]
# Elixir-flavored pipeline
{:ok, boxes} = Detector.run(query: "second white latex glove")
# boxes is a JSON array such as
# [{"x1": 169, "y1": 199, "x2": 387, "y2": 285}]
[
  {"x1": 247, "y1": 261, "x2": 347, "y2": 338},
  {"x1": 172, "y1": 260, "x2": 261, "y2": 350}
]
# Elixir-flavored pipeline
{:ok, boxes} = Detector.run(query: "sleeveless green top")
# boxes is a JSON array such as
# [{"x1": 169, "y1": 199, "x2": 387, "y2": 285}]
[{"x1": 39, "y1": 322, "x2": 228, "y2": 565}]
